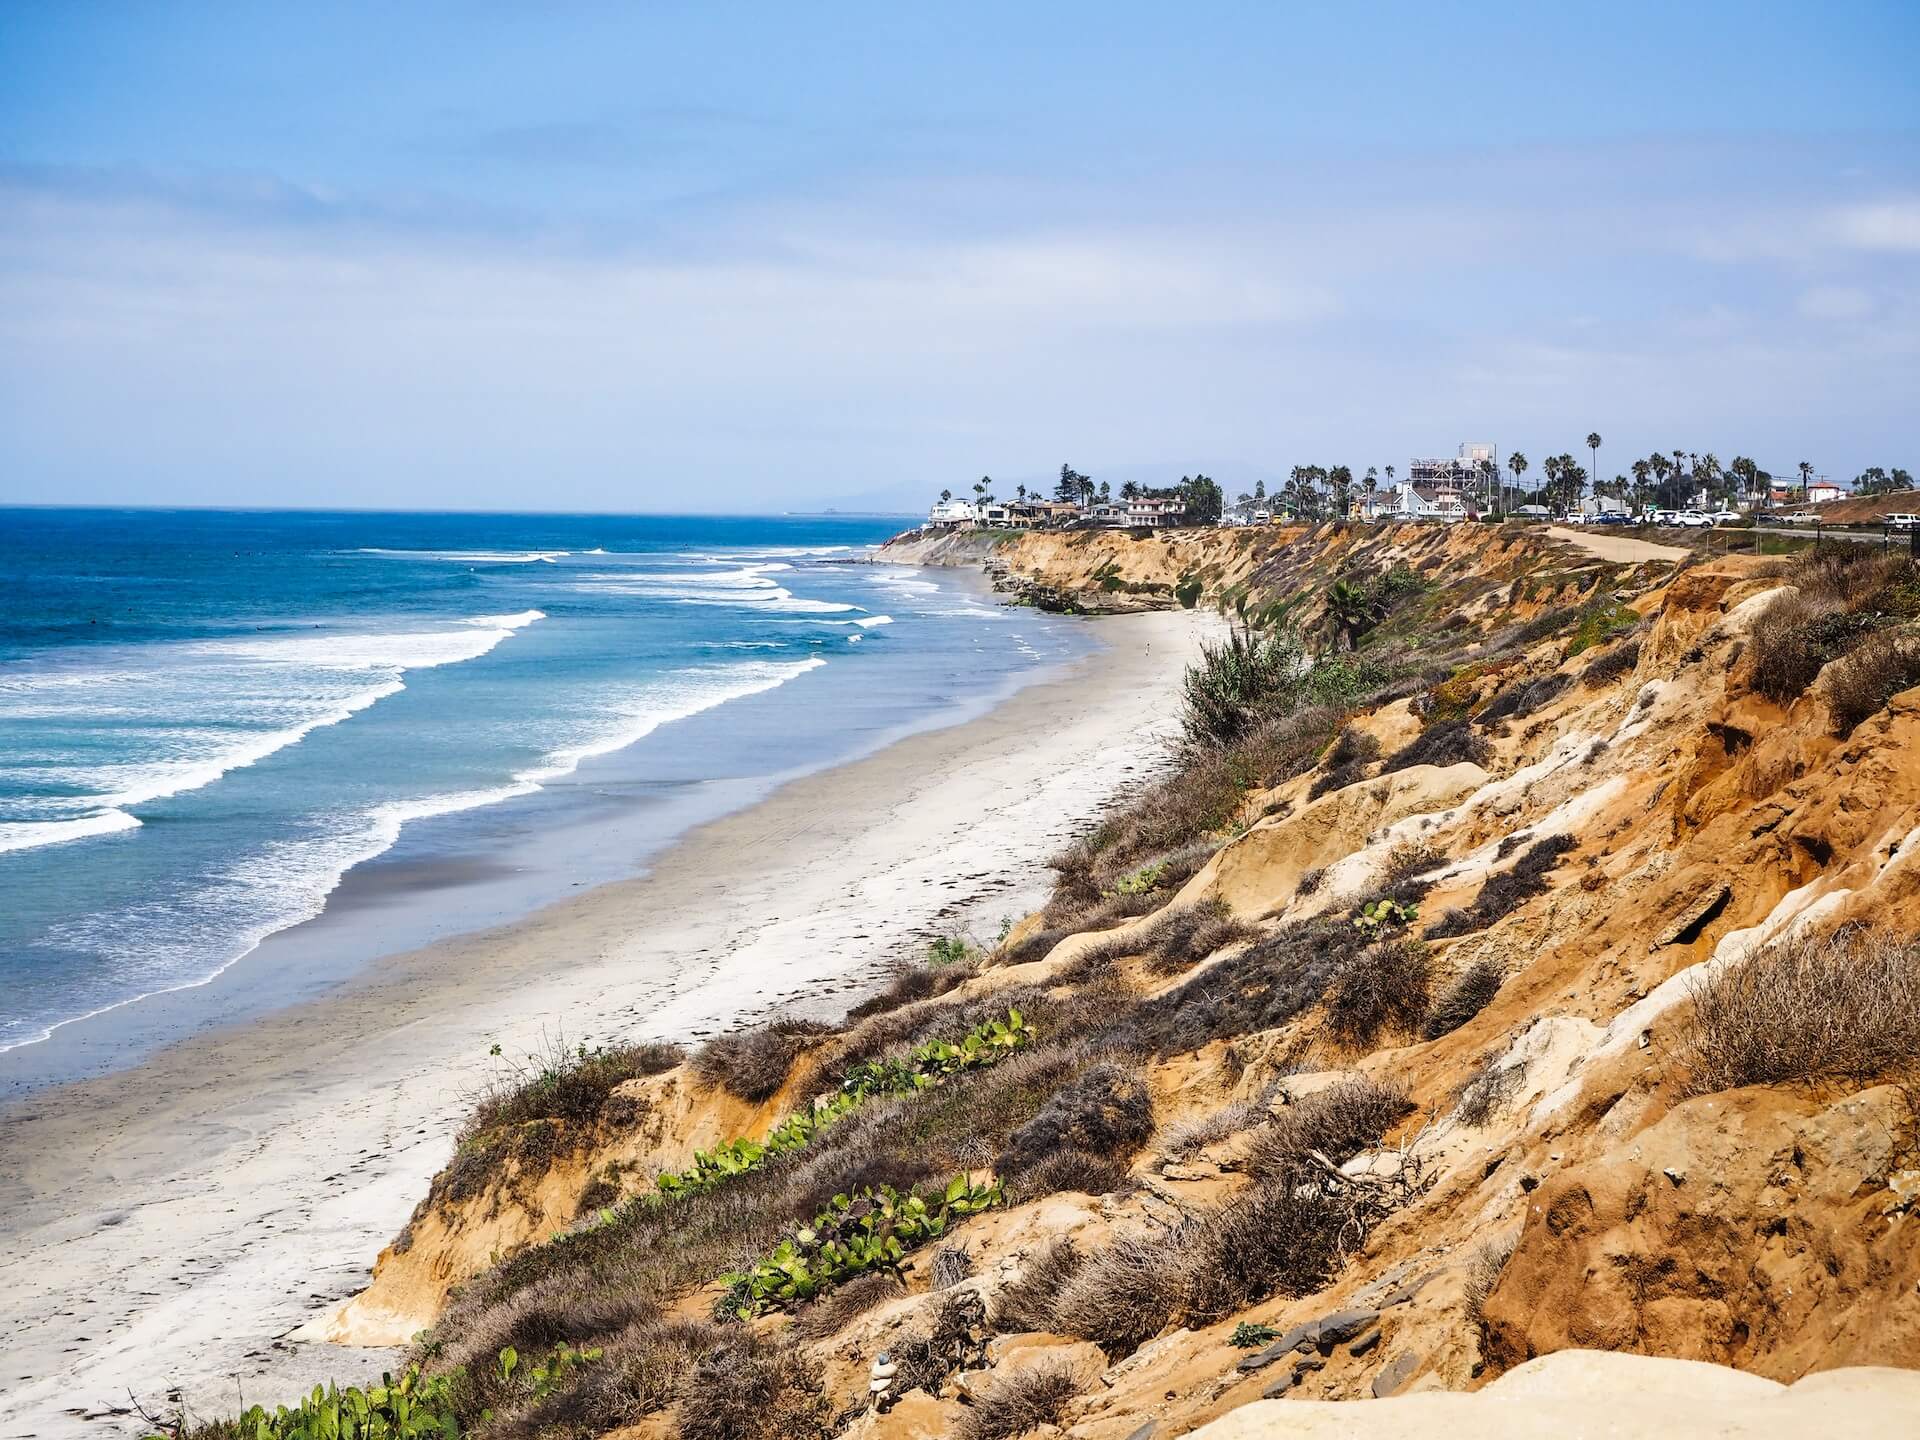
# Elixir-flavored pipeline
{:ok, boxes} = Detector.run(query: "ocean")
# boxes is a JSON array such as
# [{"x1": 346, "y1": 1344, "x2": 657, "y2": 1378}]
[{"x1": 0, "y1": 509, "x2": 1091, "y2": 1083}]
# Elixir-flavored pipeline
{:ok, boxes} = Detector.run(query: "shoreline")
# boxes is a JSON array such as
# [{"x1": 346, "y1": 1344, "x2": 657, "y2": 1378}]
[{"x1": 0, "y1": 605, "x2": 1212, "y2": 1437}]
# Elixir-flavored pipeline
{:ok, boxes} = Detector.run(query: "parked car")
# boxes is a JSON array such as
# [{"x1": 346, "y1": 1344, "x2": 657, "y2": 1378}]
[
  {"x1": 1670, "y1": 510, "x2": 1714, "y2": 528},
  {"x1": 1884, "y1": 513, "x2": 1920, "y2": 531},
  {"x1": 1591, "y1": 512, "x2": 1631, "y2": 526},
  {"x1": 1648, "y1": 509, "x2": 1678, "y2": 526},
  {"x1": 1706, "y1": 510, "x2": 1742, "y2": 525},
  {"x1": 1776, "y1": 511, "x2": 1819, "y2": 525}
]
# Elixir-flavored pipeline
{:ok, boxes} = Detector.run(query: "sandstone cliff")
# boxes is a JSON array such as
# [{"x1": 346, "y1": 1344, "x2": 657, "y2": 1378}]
[{"x1": 317, "y1": 521, "x2": 1920, "y2": 1438}]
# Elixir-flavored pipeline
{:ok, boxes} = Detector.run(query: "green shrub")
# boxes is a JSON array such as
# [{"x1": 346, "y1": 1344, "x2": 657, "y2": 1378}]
[
  {"x1": 656, "y1": 1010, "x2": 1034, "y2": 1200},
  {"x1": 180, "y1": 1367, "x2": 462, "y2": 1440},
  {"x1": 1565, "y1": 600, "x2": 1641, "y2": 657},
  {"x1": 1229, "y1": 1321, "x2": 1280, "y2": 1348},
  {"x1": 1181, "y1": 627, "x2": 1307, "y2": 747},
  {"x1": 927, "y1": 935, "x2": 972, "y2": 966},
  {"x1": 717, "y1": 1174, "x2": 1004, "y2": 1317}
]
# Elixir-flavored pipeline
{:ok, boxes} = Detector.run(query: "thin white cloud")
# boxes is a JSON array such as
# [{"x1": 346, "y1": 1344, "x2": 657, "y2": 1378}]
[{"x1": 1829, "y1": 199, "x2": 1920, "y2": 252}]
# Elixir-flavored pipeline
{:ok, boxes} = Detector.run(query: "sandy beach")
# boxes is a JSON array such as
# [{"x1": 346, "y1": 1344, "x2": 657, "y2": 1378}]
[{"x1": 0, "y1": 605, "x2": 1211, "y2": 1438}]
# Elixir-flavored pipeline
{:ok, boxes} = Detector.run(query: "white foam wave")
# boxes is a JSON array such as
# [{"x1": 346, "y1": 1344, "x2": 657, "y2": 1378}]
[
  {"x1": 0, "y1": 614, "x2": 542, "y2": 856},
  {"x1": 464, "y1": 610, "x2": 546, "y2": 629},
  {"x1": 0, "y1": 808, "x2": 143, "y2": 855},
  {"x1": 355, "y1": 548, "x2": 569, "y2": 564},
  {"x1": 0, "y1": 654, "x2": 833, "y2": 1052},
  {"x1": 800, "y1": 615, "x2": 894, "y2": 629}
]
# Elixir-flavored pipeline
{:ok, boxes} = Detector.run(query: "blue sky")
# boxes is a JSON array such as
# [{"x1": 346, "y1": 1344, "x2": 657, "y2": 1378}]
[{"x1": 2, "y1": 2, "x2": 1916, "y2": 512}]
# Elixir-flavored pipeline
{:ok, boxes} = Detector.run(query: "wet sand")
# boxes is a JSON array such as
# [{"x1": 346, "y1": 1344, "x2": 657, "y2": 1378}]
[{"x1": 0, "y1": 607, "x2": 1212, "y2": 1437}]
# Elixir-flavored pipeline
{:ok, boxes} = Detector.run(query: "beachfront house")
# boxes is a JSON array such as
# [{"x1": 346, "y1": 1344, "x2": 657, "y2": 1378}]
[
  {"x1": 1126, "y1": 495, "x2": 1187, "y2": 527},
  {"x1": 1806, "y1": 482, "x2": 1848, "y2": 506},
  {"x1": 926, "y1": 498, "x2": 979, "y2": 528}
]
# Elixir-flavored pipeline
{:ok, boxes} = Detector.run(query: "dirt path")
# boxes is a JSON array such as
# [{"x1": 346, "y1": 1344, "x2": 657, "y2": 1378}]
[{"x1": 1546, "y1": 525, "x2": 1689, "y2": 563}]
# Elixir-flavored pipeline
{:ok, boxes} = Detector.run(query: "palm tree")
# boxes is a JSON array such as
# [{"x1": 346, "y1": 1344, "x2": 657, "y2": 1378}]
[
  {"x1": 1015, "y1": 483, "x2": 1027, "y2": 502},
  {"x1": 1385, "y1": 464, "x2": 1396, "y2": 484},
  {"x1": 939, "y1": 488, "x2": 953, "y2": 504},
  {"x1": 1586, "y1": 432, "x2": 1602, "y2": 494},
  {"x1": 1326, "y1": 578, "x2": 1375, "y2": 648},
  {"x1": 1797, "y1": 461, "x2": 1814, "y2": 500},
  {"x1": 1508, "y1": 451, "x2": 1528, "y2": 508}
]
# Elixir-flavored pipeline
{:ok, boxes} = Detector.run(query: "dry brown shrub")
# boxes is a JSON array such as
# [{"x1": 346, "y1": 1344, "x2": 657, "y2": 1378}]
[
  {"x1": 1308, "y1": 725, "x2": 1381, "y2": 799},
  {"x1": 1382, "y1": 840, "x2": 1447, "y2": 889},
  {"x1": 1746, "y1": 589, "x2": 1845, "y2": 704},
  {"x1": 462, "y1": 1038, "x2": 684, "y2": 1143},
  {"x1": 789, "y1": 1270, "x2": 906, "y2": 1341},
  {"x1": 674, "y1": 1338, "x2": 832, "y2": 1440},
  {"x1": 1580, "y1": 637, "x2": 1641, "y2": 689},
  {"x1": 1008, "y1": 1148, "x2": 1133, "y2": 1202},
  {"x1": 692, "y1": 1018, "x2": 834, "y2": 1103},
  {"x1": 996, "y1": 1063, "x2": 1155, "y2": 1179},
  {"x1": 1380, "y1": 720, "x2": 1491, "y2": 775},
  {"x1": 1422, "y1": 958, "x2": 1504, "y2": 1039},
  {"x1": 1678, "y1": 927, "x2": 1920, "y2": 1096},
  {"x1": 1824, "y1": 630, "x2": 1920, "y2": 736},
  {"x1": 954, "y1": 1359, "x2": 1083, "y2": 1440},
  {"x1": 928, "y1": 1244, "x2": 975, "y2": 1290},
  {"x1": 990, "y1": 1239, "x2": 1084, "y2": 1333},
  {"x1": 1324, "y1": 939, "x2": 1433, "y2": 1048},
  {"x1": 1463, "y1": 1234, "x2": 1518, "y2": 1334},
  {"x1": 1452, "y1": 1055, "x2": 1523, "y2": 1127},
  {"x1": 1242, "y1": 1075, "x2": 1411, "y2": 1178}
]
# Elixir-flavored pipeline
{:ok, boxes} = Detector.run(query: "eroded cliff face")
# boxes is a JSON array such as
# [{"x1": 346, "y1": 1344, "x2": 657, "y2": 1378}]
[{"x1": 326, "y1": 523, "x2": 1920, "y2": 1436}]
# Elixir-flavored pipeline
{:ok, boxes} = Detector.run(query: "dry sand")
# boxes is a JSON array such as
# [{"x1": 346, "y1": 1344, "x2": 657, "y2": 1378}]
[{"x1": 0, "y1": 607, "x2": 1214, "y2": 1438}]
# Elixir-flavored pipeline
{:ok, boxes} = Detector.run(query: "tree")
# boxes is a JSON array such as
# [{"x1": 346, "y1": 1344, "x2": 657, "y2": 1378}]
[
  {"x1": 1893, "y1": 468, "x2": 1915, "y2": 492},
  {"x1": 1385, "y1": 464, "x2": 1396, "y2": 484},
  {"x1": 1586, "y1": 432, "x2": 1602, "y2": 492},
  {"x1": 1326, "y1": 578, "x2": 1376, "y2": 648},
  {"x1": 1099, "y1": 479, "x2": 1111, "y2": 502},
  {"x1": 939, "y1": 488, "x2": 953, "y2": 504},
  {"x1": 1797, "y1": 461, "x2": 1814, "y2": 500},
  {"x1": 1254, "y1": 478, "x2": 1267, "y2": 500},
  {"x1": 1120, "y1": 480, "x2": 1140, "y2": 500},
  {"x1": 1015, "y1": 483, "x2": 1027, "y2": 502},
  {"x1": 1329, "y1": 465, "x2": 1354, "y2": 518},
  {"x1": 1477, "y1": 457, "x2": 1498, "y2": 516},
  {"x1": 1181, "y1": 473, "x2": 1224, "y2": 525},
  {"x1": 973, "y1": 476, "x2": 992, "y2": 509},
  {"x1": 1507, "y1": 451, "x2": 1527, "y2": 507},
  {"x1": 1055, "y1": 464, "x2": 1090, "y2": 504}
]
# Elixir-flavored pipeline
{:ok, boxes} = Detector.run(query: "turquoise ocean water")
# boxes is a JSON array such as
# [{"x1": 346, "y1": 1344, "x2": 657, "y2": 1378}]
[{"x1": 0, "y1": 509, "x2": 1089, "y2": 1084}]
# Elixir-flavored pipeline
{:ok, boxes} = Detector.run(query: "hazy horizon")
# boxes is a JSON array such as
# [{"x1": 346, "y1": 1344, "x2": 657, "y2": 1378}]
[{"x1": 3, "y1": 2, "x2": 1916, "y2": 513}]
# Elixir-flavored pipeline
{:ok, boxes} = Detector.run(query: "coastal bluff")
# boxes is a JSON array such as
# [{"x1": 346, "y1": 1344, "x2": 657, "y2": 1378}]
[{"x1": 313, "y1": 519, "x2": 1920, "y2": 1436}]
